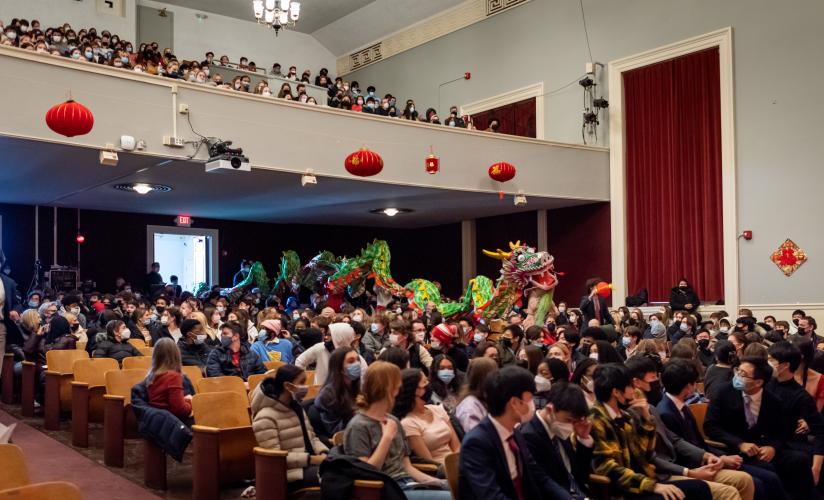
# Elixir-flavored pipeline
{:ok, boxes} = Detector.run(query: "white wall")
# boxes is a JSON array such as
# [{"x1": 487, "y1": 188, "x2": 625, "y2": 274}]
[
  {"x1": 0, "y1": 0, "x2": 136, "y2": 42},
  {"x1": 138, "y1": 0, "x2": 335, "y2": 74}
]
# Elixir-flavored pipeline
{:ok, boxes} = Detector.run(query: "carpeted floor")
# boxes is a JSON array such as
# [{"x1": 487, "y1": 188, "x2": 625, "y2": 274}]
[{"x1": 0, "y1": 405, "x2": 248, "y2": 499}]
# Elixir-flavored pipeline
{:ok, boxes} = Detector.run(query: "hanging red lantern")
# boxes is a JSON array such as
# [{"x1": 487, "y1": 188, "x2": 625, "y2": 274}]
[
  {"x1": 345, "y1": 147, "x2": 384, "y2": 177},
  {"x1": 488, "y1": 162, "x2": 516, "y2": 199},
  {"x1": 425, "y1": 146, "x2": 439, "y2": 174},
  {"x1": 45, "y1": 99, "x2": 94, "y2": 137}
]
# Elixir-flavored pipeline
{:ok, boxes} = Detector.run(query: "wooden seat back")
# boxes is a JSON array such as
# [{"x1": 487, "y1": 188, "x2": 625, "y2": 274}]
[
  {"x1": 0, "y1": 444, "x2": 29, "y2": 490},
  {"x1": 193, "y1": 391, "x2": 251, "y2": 428},
  {"x1": 196, "y1": 375, "x2": 247, "y2": 398},
  {"x1": 181, "y1": 365, "x2": 203, "y2": 386},
  {"x1": 122, "y1": 356, "x2": 151, "y2": 371},
  {"x1": 73, "y1": 358, "x2": 119, "y2": 387},
  {"x1": 127, "y1": 338, "x2": 146, "y2": 349},
  {"x1": 46, "y1": 350, "x2": 88, "y2": 374},
  {"x1": 263, "y1": 360, "x2": 286, "y2": 372},
  {"x1": 0, "y1": 481, "x2": 83, "y2": 500},
  {"x1": 137, "y1": 347, "x2": 153, "y2": 357},
  {"x1": 444, "y1": 452, "x2": 460, "y2": 499},
  {"x1": 105, "y1": 369, "x2": 147, "y2": 405}
]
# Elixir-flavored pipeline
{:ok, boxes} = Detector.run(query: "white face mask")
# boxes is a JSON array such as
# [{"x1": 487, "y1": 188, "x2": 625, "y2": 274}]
[
  {"x1": 195, "y1": 334, "x2": 207, "y2": 344},
  {"x1": 431, "y1": 339, "x2": 442, "y2": 350},
  {"x1": 589, "y1": 352, "x2": 599, "y2": 360},
  {"x1": 549, "y1": 414, "x2": 574, "y2": 440},
  {"x1": 70, "y1": 307, "x2": 81, "y2": 315},
  {"x1": 161, "y1": 316, "x2": 169, "y2": 325},
  {"x1": 535, "y1": 375, "x2": 552, "y2": 393},
  {"x1": 388, "y1": 333, "x2": 401, "y2": 346},
  {"x1": 352, "y1": 314, "x2": 363, "y2": 323},
  {"x1": 415, "y1": 331, "x2": 425, "y2": 342},
  {"x1": 120, "y1": 329, "x2": 131, "y2": 339}
]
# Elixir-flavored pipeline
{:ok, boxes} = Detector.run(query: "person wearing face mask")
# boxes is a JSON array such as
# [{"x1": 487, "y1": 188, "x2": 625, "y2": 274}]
[
  {"x1": 520, "y1": 383, "x2": 595, "y2": 499},
  {"x1": 459, "y1": 365, "x2": 568, "y2": 500},
  {"x1": 402, "y1": 101, "x2": 418, "y2": 121},
  {"x1": 428, "y1": 323, "x2": 468, "y2": 373},
  {"x1": 383, "y1": 319, "x2": 433, "y2": 373},
  {"x1": 394, "y1": 369, "x2": 460, "y2": 466},
  {"x1": 206, "y1": 321, "x2": 266, "y2": 380},
  {"x1": 315, "y1": 347, "x2": 362, "y2": 438},
  {"x1": 498, "y1": 325, "x2": 524, "y2": 367},
  {"x1": 176, "y1": 319, "x2": 211, "y2": 369},
  {"x1": 620, "y1": 326, "x2": 643, "y2": 360},
  {"x1": 296, "y1": 323, "x2": 368, "y2": 387},
  {"x1": 145, "y1": 338, "x2": 194, "y2": 422},
  {"x1": 629, "y1": 358, "x2": 755, "y2": 500},
  {"x1": 706, "y1": 356, "x2": 802, "y2": 499},
  {"x1": 695, "y1": 330, "x2": 715, "y2": 368},
  {"x1": 362, "y1": 313, "x2": 390, "y2": 357},
  {"x1": 93, "y1": 319, "x2": 142, "y2": 366},
  {"x1": 252, "y1": 364, "x2": 328, "y2": 491},
  {"x1": 590, "y1": 363, "x2": 712, "y2": 500},
  {"x1": 429, "y1": 355, "x2": 462, "y2": 413},
  {"x1": 670, "y1": 279, "x2": 700, "y2": 313},
  {"x1": 25, "y1": 291, "x2": 42, "y2": 311},
  {"x1": 151, "y1": 306, "x2": 182, "y2": 344},
  {"x1": 251, "y1": 318, "x2": 294, "y2": 364},
  {"x1": 671, "y1": 317, "x2": 697, "y2": 346}
]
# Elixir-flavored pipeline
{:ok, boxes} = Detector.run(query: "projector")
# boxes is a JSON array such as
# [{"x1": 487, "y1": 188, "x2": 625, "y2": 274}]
[{"x1": 205, "y1": 156, "x2": 250, "y2": 172}]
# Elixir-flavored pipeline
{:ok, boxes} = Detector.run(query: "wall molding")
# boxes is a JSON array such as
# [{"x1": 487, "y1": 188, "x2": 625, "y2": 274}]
[
  {"x1": 460, "y1": 82, "x2": 545, "y2": 139},
  {"x1": 336, "y1": 0, "x2": 531, "y2": 75},
  {"x1": 607, "y1": 27, "x2": 737, "y2": 311}
]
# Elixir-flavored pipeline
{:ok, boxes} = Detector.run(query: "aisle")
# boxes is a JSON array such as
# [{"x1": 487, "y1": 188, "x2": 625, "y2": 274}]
[{"x1": 0, "y1": 409, "x2": 162, "y2": 500}]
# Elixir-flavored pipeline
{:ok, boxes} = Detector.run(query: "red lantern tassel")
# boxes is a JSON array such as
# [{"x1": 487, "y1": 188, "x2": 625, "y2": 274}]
[{"x1": 499, "y1": 191, "x2": 504, "y2": 200}]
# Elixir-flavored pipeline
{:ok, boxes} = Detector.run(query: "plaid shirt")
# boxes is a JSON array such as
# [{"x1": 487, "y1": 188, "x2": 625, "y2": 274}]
[{"x1": 590, "y1": 401, "x2": 658, "y2": 496}]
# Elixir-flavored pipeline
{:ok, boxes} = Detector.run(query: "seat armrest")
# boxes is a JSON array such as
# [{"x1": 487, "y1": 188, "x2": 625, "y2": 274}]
[
  {"x1": 589, "y1": 473, "x2": 610, "y2": 485},
  {"x1": 412, "y1": 463, "x2": 438, "y2": 473},
  {"x1": 309, "y1": 455, "x2": 326, "y2": 465}
]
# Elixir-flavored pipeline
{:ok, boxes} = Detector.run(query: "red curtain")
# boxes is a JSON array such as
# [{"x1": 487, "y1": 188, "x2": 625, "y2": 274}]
[
  {"x1": 624, "y1": 47, "x2": 723, "y2": 303},
  {"x1": 471, "y1": 97, "x2": 536, "y2": 138}
]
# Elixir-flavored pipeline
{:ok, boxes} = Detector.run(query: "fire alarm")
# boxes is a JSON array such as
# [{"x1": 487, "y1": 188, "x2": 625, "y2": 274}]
[
  {"x1": 464, "y1": 72, "x2": 471, "y2": 80},
  {"x1": 741, "y1": 230, "x2": 753, "y2": 240}
]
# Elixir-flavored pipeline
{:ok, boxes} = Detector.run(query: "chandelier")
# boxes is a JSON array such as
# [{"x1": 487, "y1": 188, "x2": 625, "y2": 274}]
[{"x1": 253, "y1": 0, "x2": 300, "y2": 35}]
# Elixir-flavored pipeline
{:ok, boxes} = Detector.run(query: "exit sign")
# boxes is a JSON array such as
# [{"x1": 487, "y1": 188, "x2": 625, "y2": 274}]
[{"x1": 176, "y1": 215, "x2": 192, "y2": 227}]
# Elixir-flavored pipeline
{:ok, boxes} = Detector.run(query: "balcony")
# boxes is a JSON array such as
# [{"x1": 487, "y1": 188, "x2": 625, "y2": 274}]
[{"x1": 0, "y1": 46, "x2": 609, "y2": 226}]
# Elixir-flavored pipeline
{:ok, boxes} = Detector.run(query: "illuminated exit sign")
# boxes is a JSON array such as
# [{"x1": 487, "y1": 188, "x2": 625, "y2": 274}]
[{"x1": 175, "y1": 215, "x2": 192, "y2": 227}]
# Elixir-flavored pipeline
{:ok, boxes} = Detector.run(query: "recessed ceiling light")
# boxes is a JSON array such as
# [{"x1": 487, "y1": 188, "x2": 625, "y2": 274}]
[
  {"x1": 369, "y1": 208, "x2": 413, "y2": 217},
  {"x1": 113, "y1": 183, "x2": 173, "y2": 195}
]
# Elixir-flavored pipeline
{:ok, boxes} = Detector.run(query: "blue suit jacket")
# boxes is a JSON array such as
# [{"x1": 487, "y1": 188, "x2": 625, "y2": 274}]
[
  {"x1": 656, "y1": 395, "x2": 706, "y2": 449},
  {"x1": 458, "y1": 416, "x2": 570, "y2": 500}
]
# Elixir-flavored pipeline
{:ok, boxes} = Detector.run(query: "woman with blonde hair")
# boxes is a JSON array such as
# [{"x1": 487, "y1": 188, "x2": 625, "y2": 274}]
[
  {"x1": 202, "y1": 305, "x2": 221, "y2": 345},
  {"x1": 145, "y1": 338, "x2": 192, "y2": 421},
  {"x1": 133, "y1": 307, "x2": 154, "y2": 345},
  {"x1": 343, "y1": 361, "x2": 449, "y2": 499},
  {"x1": 63, "y1": 312, "x2": 88, "y2": 344}
]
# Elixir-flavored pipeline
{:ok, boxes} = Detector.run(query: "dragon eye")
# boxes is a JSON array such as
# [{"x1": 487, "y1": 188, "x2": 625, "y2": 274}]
[{"x1": 517, "y1": 254, "x2": 526, "y2": 262}]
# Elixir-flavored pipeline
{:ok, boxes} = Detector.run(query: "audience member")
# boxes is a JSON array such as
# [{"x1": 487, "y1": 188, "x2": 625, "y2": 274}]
[
  {"x1": 146, "y1": 338, "x2": 192, "y2": 422},
  {"x1": 205, "y1": 321, "x2": 266, "y2": 380}
]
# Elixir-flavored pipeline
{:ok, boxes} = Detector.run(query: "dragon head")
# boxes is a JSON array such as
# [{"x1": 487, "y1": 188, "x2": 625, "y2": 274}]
[{"x1": 483, "y1": 241, "x2": 558, "y2": 292}]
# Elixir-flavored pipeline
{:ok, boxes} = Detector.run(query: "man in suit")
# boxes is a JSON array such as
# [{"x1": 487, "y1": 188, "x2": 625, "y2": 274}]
[
  {"x1": 458, "y1": 365, "x2": 569, "y2": 500},
  {"x1": 656, "y1": 359, "x2": 785, "y2": 500},
  {"x1": 579, "y1": 278, "x2": 613, "y2": 326},
  {"x1": 704, "y1": 356, "x2": 794, "y2": 498},
  {"x1": 0, "y1": 249, "x2": 22, "y2": 372},
  {"x1": 589, "y1": 363, "x2": 711, "y2": 499},
  {"x1": 520, "y1": 382, "x2": 594, "y2": 499},
  {"x1": 766, "y1": 341, "x2": 824, "y2": 496}
]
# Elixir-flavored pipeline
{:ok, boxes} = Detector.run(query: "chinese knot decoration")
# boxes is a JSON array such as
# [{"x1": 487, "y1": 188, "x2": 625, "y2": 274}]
[
  {"x1": 344, "y1": 147, "x2": 383, "y2": 177},
  {"x1": 45, "y1": 99, "x2": 94, "y2": 137},
  {"x1": 770, "y1": 238, "x2": 807, "y2": 277}
]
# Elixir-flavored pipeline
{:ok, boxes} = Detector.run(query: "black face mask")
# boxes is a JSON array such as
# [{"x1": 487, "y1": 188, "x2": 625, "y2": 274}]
[
  {"x1": 644, "y1": 381, "x2": 664, "y2": 407},
  {"x1": 617, "y1": 395, "x2": 631, "y2": 411},
  {"x1": 697, "y1": 339, "x2": 710, "y2": 350},
  {"x1": 516, "y1": 359, "x2": 528, "y2": 369},
  {"x1": 324, "y1": 340, "x2": 335, "y2": 352},
  {"x1": 501, "y1": 338, "x2": 512, "y2": 348},
  {"x1": 793, "y1": 319, "x2": 800, "y2": 326}
]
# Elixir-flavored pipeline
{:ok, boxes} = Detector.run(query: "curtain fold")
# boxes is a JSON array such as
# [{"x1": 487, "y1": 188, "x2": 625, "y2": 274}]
[
  {"x1": 624, "y1": 47, "x2": 723, "y2": 302},
  {"x1": 470, "y1": 97, "x2": 536, "y2": 138}
]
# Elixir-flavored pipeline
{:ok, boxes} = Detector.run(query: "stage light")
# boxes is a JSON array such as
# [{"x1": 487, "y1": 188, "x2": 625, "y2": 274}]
[{"x1": 76, "y1": 234, "x2": 86, "y2": 244}]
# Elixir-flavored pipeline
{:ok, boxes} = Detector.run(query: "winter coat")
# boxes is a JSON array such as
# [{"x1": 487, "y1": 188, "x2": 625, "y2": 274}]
[
  {"x1": 319, "y1": 447, "x2": 405, "y2": 500},
  {"x1": 177, "y1": 339, "x2": 211, "y2": 368},
  {"x1": 205, "y1": 343, "x2": 266, "y2": 380},
  {"x1": 131, "y1": 378, "x2": 195, "y2": 462},
  {"x1": 93, "y1": 333, "x2": 142, "y2": 366},
  {"x1": 669, "y1": 286, "x2": 700, "y2": 312},
  {"x1": 250, "y1": 378, "x2": 328, "y2": 482}
]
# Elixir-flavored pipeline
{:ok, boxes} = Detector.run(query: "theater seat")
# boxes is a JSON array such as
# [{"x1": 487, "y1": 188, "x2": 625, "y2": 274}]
[
  {"x1": 181, "y1": 365, "x2": 203, "y2": 386},
  {"x1": 0, "y1": 444, "x2": 29, "y2": 490},
  {"x1": 122, "y1": 356, "x2": 151, "y2": 371},
  {"x1": 589, "y1": 473, "x2": 610, "y2": 500},
  {"x1": 196, "y1": 376, "x2": 249, "y2": 406},
  {"x1": 43, "y1": 350, "x2": 89, "y2": 430},
  {"x1": 443, "y1": 452, "x2": 459, "y2": 499},
  {"x1": 0, "y1": 481, "x2": 83, "y2": 500},
  {"x1": 71, "y1": 357, "x2": 119, "y2": 447},
  {"x1": 138, "y1": 346, "x2": 153, "y2": 357},
  {"x1": 253, "y1": 447, "x2": 322, "y2": 499},
  {"x1": 127, "y1": 338, "x2": 146, "y2": 349},
  {"x1": 247, "y1": 370, "x2": 276, "y2": 396},
  {"x1": 263, "y1": 360, "x2": 286, "y2": 372},
  {"x1": 191, "y1": 391, "x2": 257, "y2": 500},
  {"x1": 689, "y1": 402, "x2": 726, "y2": 449},
  {"x1": 103, "y1": 369, "x2": 146, "y2": 467}
]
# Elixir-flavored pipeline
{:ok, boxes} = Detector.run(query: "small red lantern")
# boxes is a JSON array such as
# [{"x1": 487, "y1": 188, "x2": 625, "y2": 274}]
[
  {"x1": 76, "y1": 233, "x2": 86, "y2": 244},
  {"x1": 425, "y1": 146, "x2": 439, "y2": 174},
  {"x1": 45, "y1": 99, "x2": 94, "y2": 137},
  {"x1": 489, "y1": 161, "x2": 516, "y2": 199},
  {"x1": 345, "y1": 147, "x2": 384, "y2": 177}
]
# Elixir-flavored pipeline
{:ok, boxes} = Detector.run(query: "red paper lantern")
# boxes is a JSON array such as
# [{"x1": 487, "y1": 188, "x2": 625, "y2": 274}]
[
  {"x1": 488, "y1": 162, "x2": 516, "y2": 183},
  {"x1": 345, "y1": 147, "x2": 384, "y2": 177},
  {"x1": 45, "y1": 99, "x2": 94, "y2": 137},
  {"x1": 426, "y1": 154, "x2": 440, "y2": 174},
  {"x1": 595, "y1": 281, "x2": 613, "y2": 298}
]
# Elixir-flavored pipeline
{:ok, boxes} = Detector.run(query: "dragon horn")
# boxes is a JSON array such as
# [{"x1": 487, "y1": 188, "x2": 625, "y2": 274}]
[
  {"x1": 509, "y1": 240, "x2": 522, "y2": 250},
  {"x1": 482, "y1": 249, "x2": 512, "y2": 261}
]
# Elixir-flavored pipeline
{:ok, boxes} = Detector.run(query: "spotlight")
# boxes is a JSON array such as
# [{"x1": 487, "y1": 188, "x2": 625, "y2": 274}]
[
  {"x1": 383, "y1": 208, "x2": 399, "y2": 217},
  {"x1": 593, "y1": 98, "x2": 609, "y2": 109},
  {"x1": 132, "y1": 183, "x2": 153, "y2": 195},
  {"x1": 301, "y1": 169, "x2": 317, "y2": 187},
  {"x1": 583, "y1": 111, "x2": 598, "y2": 125},
  {"x1": 369, "y1": 208, "x2": 414, "y2": 217},
  {"x1": 578, "y1": 77, "x2": 594, "y2": 88}
]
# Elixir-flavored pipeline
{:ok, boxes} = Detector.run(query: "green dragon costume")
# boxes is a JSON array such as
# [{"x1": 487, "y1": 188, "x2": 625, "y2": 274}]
[{"x1": 196, "y1": 239, "x2": 558, "y2": 326}]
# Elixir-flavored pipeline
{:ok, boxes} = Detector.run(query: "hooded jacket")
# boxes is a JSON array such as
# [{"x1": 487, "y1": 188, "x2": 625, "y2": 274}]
[{"x1": 250, "y1": 378, "x2": 328, "y2": 482}]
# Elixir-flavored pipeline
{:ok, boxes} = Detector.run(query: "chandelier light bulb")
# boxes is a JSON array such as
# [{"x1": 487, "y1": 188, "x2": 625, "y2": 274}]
[
  {"x1": 281, "y1": 0, "x2": 291, "y2": 11},
  {"x1": 254, "y1": 0, "x2": 300, "y2": 31},
  {"x1": 265, "y1": 0, "x2": 276, "y2": 10},
  {"x1": 253, "y1": 0, "x2": 264, "y2": 18},
  {"x1": 290, "y1": 2, "x2": 300, "y2": 19},
  {"x1": 264, "y1": 9, "x2": 275, "y2": 23}
]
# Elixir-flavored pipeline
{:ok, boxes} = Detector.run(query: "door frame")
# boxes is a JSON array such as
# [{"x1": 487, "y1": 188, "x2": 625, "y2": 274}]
[
  {"x1": 460, "y1": 82, "x2": 544, "y2": 139},
  {"x1": 136, "y1": 5, "x2": 174, "y2": 52},
  {"x1": 607, "y1": 27, "x2": 737, "y2": 310},
  {"x1": 146, "y1": 225, "x2": 219, "y2": 289}
]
